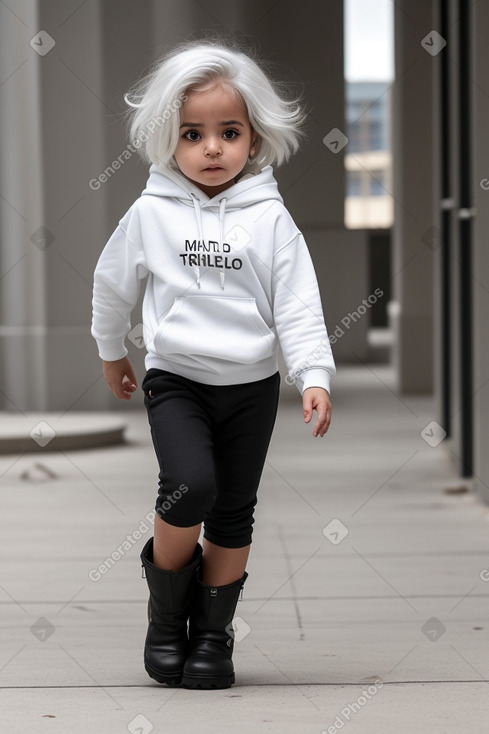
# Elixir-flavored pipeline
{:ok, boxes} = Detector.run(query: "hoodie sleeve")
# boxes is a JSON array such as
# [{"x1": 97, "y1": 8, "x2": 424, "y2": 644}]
[
  {"x1": 271, "y1": 233, "x2": 336, "y2": 394},
  {"x1": 91, "y1": 220, "x2": 149, "y2": 361}
]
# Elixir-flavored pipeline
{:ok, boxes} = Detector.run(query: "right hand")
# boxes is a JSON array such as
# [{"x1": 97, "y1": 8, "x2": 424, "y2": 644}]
[{"x1": 102, "y1": 357, "x2": 138, "y2": 400}]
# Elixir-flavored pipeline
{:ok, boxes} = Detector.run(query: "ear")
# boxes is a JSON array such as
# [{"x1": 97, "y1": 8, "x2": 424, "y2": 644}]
[{"x1": 249, "y1": 132, "x2": 260, "y2": 157}]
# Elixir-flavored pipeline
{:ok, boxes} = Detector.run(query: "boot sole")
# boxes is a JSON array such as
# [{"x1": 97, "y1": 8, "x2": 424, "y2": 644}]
[
  {"x1": 145, "y1": 660, "x2": 183, "y2": 687},
  {"x1": 181, "y1": 672, "x2": 235, "y2": 690}
]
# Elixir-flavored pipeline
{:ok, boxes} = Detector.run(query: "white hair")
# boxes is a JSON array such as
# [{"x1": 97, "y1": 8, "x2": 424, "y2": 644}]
[{"x1": 124, "y1": 40, "x2": 306, "y2": 171}]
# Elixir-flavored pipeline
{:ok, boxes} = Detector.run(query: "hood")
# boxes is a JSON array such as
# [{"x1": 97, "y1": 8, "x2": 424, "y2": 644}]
[
  {"x1": 141, "y1": 164, "x2": 283, "y2": 290},
  {"x1": 141, "y1": 163, "x2": 283, "y2": 209}
]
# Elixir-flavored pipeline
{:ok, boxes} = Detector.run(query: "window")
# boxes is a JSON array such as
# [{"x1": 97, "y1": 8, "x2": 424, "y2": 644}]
[
  {"x1": 369, "y1": 171, "x2": 385, "y2": 196},
  {"x1": 344, "y1": 0, "x2": 394, "y2": 229}
]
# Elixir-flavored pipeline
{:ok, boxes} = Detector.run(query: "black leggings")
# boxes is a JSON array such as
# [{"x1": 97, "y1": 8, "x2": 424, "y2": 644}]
[{"x1": 142, "y1": 369, "x2": 281, "y2": 548}]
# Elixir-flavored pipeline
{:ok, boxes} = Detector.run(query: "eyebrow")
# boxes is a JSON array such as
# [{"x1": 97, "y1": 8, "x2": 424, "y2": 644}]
[{"x1": 179, "y1": 120, "x2": 245, "y2": 128}]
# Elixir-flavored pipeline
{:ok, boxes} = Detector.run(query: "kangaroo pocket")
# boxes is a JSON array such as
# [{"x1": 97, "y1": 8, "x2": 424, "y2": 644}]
[{"x1": 153, "y1": 296, "x2": 276, "y2": 365}]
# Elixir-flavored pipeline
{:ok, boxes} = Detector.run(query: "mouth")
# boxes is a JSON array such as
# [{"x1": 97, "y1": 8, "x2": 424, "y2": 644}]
[{"x1": 203, "y1": 165, "x2": 224, "y2": 171}]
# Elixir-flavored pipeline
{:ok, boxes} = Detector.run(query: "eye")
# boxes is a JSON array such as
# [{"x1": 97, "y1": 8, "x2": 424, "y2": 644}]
[
  {"x1": 223, "y1": 129, "x2": 239, "y2": 140},
  {"x1": 183, "y1": 130, "x2": 201, "y2": 141}
]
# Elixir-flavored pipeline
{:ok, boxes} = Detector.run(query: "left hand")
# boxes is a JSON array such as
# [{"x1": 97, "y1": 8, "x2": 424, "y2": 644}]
[{"x1": 302, "y1": 387, "x2": 332, "y2": 438}]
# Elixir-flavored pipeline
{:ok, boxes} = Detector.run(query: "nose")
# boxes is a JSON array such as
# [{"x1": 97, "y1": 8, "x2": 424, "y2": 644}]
[{"x1": 205, "y1": 136, "x2": 222, "y2": 157}]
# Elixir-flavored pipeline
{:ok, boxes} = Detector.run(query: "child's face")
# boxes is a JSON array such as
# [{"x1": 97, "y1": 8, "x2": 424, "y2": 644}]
[{"x1": 173, "y1": 82, "x2": 256, "y2": 198}]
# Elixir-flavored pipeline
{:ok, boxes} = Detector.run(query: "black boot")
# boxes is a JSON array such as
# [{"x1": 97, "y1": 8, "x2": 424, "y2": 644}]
[
  {"x1": 140, "y1": 537, "x2": 202, "y2": 686},
  {"x1": 182, "y1": 572, "x2": 248, "y2": 689}
]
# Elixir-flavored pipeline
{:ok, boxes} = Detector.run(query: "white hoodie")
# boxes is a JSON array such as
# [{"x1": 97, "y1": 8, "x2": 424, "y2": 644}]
[{"x1": 91, "y1": 164, "x2": 336, "y2": 393}]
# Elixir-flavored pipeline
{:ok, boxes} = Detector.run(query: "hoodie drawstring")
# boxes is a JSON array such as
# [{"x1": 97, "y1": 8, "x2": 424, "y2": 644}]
[
  {"x1": 190, "y1": 193, "x2": 228, "y2": 291},
  {"x1": 218, "y1": 198, "x2": 227, "y2": 291},
  {"x1": 191, "y1": 194, "x2": 203, "y2": 289}
]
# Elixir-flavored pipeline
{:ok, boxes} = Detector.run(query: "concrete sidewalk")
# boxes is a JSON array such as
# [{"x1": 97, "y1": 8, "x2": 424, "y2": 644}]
[{"x1": 1, "y1": 365, "x2": 489, "y2": 733}]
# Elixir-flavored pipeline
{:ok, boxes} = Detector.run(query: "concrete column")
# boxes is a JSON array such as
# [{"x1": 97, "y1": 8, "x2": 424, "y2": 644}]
[
  {"x1": 472, "y1": 0, "x2": 489, "y2": 501},
  {"x1": 0, "y1": 0, "x2": 44, "y2": 410},
  {"x1": 444, "y1": 0, "x2": 466, "y2": 470},
  {"x1": 0, "y1": 0, "x2": 108, "y2": 411},
  {"x1": 391, "y1": 0, "x2": 435, "y2": 393}
]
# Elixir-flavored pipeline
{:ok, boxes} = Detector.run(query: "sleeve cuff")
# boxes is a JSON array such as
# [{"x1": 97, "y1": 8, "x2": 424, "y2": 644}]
[
  {"x1": 96, "y1": 339, "x2": 128, "y2": 362},
  {"x1": 300, "y1": 368, "x2": 332, "y2": 395}
]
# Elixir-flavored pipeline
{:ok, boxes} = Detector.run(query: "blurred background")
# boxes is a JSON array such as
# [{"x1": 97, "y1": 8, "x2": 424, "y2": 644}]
[{"x1": 0, "y1": 0, "x2": 488, "y2": 501}]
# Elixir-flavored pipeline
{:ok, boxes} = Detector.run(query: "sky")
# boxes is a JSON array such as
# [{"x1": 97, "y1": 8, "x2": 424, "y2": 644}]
[{"x1": 344, "y1": 0, "x2": 394, "y2": 81}]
